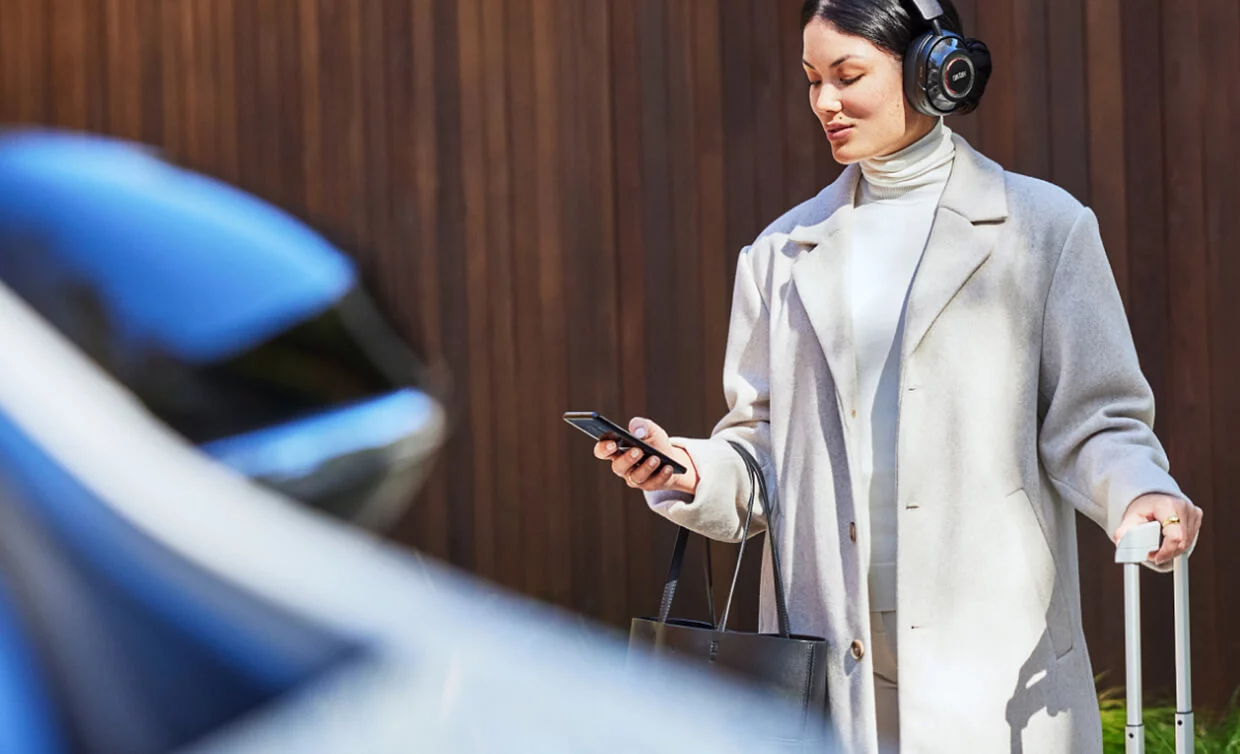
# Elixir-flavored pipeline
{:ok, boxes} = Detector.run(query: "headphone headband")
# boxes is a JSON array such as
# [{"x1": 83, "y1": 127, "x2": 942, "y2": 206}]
[{"x1": 907, "y1": 0, "x2": 945, "y2": 22}]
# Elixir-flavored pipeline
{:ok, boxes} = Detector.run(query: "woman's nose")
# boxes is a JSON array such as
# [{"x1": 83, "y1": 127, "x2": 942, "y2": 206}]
[{"x1": 814, "y1": 85, "x2": 841, "y2": 116}]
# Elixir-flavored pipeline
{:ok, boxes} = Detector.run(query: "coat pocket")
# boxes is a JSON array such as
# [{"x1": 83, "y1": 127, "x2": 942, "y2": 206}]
[{"x1": 1007, "y1": 488, "x2": 1075, "y2": 660}]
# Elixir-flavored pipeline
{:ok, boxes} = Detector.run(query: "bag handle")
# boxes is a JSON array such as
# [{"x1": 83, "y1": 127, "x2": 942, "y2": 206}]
[
  {"x1": 655, "y1": 526, "x2": 717, "y2": 625},
  {"x1": 655, "y1": 441, "x2": 792, "y2": 638},
  {"x1": 722, "y1": 441, "x2": 792, "y2": 636}
]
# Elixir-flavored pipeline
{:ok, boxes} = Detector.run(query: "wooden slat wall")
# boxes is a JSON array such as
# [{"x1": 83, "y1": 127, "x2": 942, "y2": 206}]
[{"x1": 2, "y1": 0, "x2": 1237, "y2": 710}]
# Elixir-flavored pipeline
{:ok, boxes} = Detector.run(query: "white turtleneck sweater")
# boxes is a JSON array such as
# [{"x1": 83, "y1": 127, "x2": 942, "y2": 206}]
[{"x1": 850, "y1": 120, "x2": 955, "y2": 619}]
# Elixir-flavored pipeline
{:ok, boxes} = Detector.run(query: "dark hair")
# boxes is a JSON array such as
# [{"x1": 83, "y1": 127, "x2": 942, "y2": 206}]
[{"x1": 800, "y1": 0, "x2": 991, "y2": 114}]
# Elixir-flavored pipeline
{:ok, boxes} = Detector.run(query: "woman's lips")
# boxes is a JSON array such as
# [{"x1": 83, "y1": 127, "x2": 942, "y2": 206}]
[{"x1": 826, "y1": 124, "x2": 854, "y2": 142}]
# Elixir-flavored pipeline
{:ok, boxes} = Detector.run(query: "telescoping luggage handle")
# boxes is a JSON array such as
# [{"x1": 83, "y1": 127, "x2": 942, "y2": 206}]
[{"x1": 1115, "y1": 520, "x2": 1192, "y2": 754}]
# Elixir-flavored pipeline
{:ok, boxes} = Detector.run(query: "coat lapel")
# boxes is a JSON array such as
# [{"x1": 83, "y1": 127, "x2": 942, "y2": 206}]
[
  {"x1": 901, "y1": 135, "x2": 1008, "y2": 360},
  {"x1": 783, "y1": 136, "x2": 1008, "y2": 410},
  {"x1": 788, "y1": 165, "x2": 861, "y2": 415}
]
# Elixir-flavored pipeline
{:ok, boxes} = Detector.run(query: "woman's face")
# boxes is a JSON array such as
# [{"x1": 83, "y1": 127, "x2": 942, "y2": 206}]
[{"x1": 802, "y1": 18, "x2": 936, "y2": 164}]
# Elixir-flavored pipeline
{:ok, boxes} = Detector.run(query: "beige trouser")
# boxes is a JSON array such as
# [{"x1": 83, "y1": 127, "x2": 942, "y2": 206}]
[{"x1": 871, "y1": 610, "x2": 899, "y2": 754}]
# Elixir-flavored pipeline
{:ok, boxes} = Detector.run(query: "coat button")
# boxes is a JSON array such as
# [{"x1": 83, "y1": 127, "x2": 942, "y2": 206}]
[
  {"x1": 850, "y1": 640, "x2": 865, "y2": 660},
  {"x1": 848, "y1": 522, "x2": 857, "y2": 542}
]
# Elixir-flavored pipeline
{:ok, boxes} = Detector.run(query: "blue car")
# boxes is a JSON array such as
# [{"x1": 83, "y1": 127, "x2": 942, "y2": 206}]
[{"x1": 0, "y1": 130, "x2": 826, "y2": 754}]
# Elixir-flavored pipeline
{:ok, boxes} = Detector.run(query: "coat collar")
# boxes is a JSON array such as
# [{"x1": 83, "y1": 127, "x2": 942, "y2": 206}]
[
  {"x1": 787, "y1": 135, "x2": 1008, "y2": 414},
  {"x1": 786, "y1": 133, "x2": 1007, "y2": 246}
]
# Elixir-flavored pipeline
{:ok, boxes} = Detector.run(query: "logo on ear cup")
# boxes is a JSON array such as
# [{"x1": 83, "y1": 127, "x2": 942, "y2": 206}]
[{"x1": 943, "y1": 57, "x2": 974, "y2": 98}]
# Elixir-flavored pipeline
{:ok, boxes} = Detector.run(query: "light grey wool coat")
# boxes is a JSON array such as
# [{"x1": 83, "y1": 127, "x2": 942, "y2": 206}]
[{"x1": 646, "y1": 135, "x2": 1186, "y2": 753}]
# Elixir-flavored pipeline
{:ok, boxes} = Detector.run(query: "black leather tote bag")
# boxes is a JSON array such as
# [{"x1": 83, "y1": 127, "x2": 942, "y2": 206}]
[{"x1": 628, "y1": 441, "x2": 831, "y2": 749}]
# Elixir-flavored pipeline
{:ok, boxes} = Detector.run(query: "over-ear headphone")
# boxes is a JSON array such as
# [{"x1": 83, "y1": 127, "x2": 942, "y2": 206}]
[{"x1": 903, "y1": 0, "x2": 978, "y2": 117}]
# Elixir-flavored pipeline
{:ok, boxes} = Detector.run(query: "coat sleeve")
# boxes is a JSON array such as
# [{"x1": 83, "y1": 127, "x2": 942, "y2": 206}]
[
  {"x1": 643, "y1": 246, "x2": 776, "y2": 543},
  {"x1": 1037, "y1": 207, "x2": 1187, "y2": 541}
]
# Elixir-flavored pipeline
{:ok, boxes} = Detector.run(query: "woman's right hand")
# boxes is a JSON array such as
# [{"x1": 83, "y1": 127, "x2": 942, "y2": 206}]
[{"x1": 593, "y1": 417, "x2": 699, "y2": 496}]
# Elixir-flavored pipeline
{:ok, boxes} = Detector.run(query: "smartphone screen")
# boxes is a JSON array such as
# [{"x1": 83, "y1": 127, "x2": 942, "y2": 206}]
[{"x1": 562, "y1": 411, "x2": 688, "y2": 476}]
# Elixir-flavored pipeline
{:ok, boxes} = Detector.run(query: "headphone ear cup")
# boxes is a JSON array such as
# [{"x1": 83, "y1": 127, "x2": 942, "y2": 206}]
[
  {"x1": 905, "y1": 31, "x2": 976, "y2": 117},
  {"x1": 903, "y1": 31, "x2": 946, "y2": 118}
]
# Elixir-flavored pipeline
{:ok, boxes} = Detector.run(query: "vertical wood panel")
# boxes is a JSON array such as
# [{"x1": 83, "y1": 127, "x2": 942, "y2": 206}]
[
  {"x1": 230, "y1": 0, "x2": 260, "y2": 192},
  {"x1": 376, "y1": 0, "x2": 414, "y2": 326},
  {"x1": 505, "y1": 0, "x2": 546, "y2": 597},
  {"x1": 176, "y1": 1, "x2": 202, "y2": 168},
  {"x1": 296, "y1": 0, "x2": 323, "y2": 215},
  {"x1": 973, "y1": 0, "x2": 1017, "y2": 168},
  {"x1": 135, "y1": 1, "x2": 163, "y2": 145},
  {"x1": 1045, "y1": 0, "x2": 1087, "y2": 202},
  {"x1": 430, "y1": 0, "x2": 476, "y2": 572},
  {"x1": 663, "y1": 0, "x2": 715, "y2": 625},
  {"x1": 357, "y1": 2, "x2": 392, "y2": 301},
  {"x1": 1084, "y1": 0, "x2": 1129, "y2": 298},
  {"x1": 666, "y1": 0, "x2": 708, "y2": 436},
  {"x1": 1074, "y1": 0, "x2": 1131, "y2": 685},
  {"x1": 318, "y1": 1, "x2": 367, "y2": 237},
  {"x1": 530, "y1": 0, "x2": 571, "y2": 604},
  {"x1": 1160, "y1": 0, "x2": 1220, "y2": 705},
  {"x1": 695, "y1": 0, "x2": 731, "y2": 421},
  {"x1": 720, "y1": 0, "x2": 760, "y2": 257},
  {"x1": 1201, "y1": 0, "x2": 1240, "y2": 710},
  {"x1": 478, "y1": 0, "x2": 524, "y2": 595},
  {"x1": 1121, "y1": 0, "x2": 1169, "y2": 417},
  {"x1": 103, "y1": 0, "x2": 142, "y2": 140},
  {"x1": 213, "y1": 0, "x2": 239, "y2": 184},
  {"x1": 456, "y1": 0, "x2": 495, "y2": 583},
  {"x1": 275, "y1": 1, "x2": 307, "y2": 215},
  {"x1": 1010, "y1": 0, "x2": 1050, "y2": 179},
  {"x1": 608, "y1": 0, "x2": 656, "y2": 617},
  {"x1": 751, "y1": 0, "x2": 787, "y2": 229},
  {"x1": 1123, "y1": 0, "x2": 1175, "y2": 694},
  {"x1": 159, "y1": 1, "x2": 185, "y2": 157},
  {"x1": 378, "y1": 0, "x2": 434, "y2": 559},
  {"x1": 185, "y1": 1, "x2": 215, "y2": 171},
  {"x1": 635, "y1": 0, "x2": 675, "y2": 426},
  {"x1": 403, "y1": 0, "x2": 449, "y2": 564},
  {"x1": 10, "y1": 0, "x2": 48, "y2": 123},
  {"x1": 0, "y1": 1, "x2": 16, "y2": 123},
  {"x1": 1121, "y1": 3, "x2": 1171, "y2": 401},
  {"x1": 56, "y1": 0, "x2": 107, "y2": 132},
  {"x1": 563, "y1": 0, "x2": 601, "y2": 617},
  {"x1": 635, "y1": 0, "x2": 688, "y2": 616},
  {"x1": 573, "y1": 0, "x2": 628, "y2": 626}
]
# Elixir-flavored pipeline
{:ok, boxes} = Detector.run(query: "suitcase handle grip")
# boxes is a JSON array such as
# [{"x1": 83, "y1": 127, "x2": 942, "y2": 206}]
[{"x1": 1115, "y1": 520, "x2": 1162, "y2": 564}]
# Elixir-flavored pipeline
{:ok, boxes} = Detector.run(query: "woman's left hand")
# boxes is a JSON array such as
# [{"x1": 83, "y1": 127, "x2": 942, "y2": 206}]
[{"x1": 1113, "y1": 493, "x2": 1204, "y2": 565}]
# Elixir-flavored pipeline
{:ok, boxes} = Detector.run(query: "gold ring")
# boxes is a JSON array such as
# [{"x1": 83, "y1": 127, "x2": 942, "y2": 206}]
[{"x1": 1161, "y1": 515, "x2": 1182, "y2": 529}]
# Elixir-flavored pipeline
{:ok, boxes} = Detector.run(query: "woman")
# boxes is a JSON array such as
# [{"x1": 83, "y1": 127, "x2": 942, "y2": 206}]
[{"x1": 593, "y1": 1, "x2": 1203, "y2": 752}]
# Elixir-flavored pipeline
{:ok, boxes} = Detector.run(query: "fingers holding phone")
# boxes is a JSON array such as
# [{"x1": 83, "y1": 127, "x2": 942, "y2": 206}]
[
  {"x1": 566, "y1": 412, "x2": 697, "y2": 495},
  {"x1": 610, "y1": 445, "x2": 668, "y2": 486},
  {"x1": 613, "y1": 417, "x2": 696, "y2": 493},
  {"x1": 595, "y1": 437, "x2": 673, "y2": 488}
]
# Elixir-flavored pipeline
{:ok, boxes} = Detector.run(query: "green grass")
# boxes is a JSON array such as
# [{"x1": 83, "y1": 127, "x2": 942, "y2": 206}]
[{"x1": 1099, "y1": 687, "x2": 1240, "y2": 753}]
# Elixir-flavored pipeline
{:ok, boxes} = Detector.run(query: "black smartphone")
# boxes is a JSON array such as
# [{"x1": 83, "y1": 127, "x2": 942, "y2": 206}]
[{"x1": 562, "y1": 411, "x2": 688, "y2": 476}]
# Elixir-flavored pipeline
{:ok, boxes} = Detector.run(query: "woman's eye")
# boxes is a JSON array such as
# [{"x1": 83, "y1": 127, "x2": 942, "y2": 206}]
[
  {"x1": 807, "y1": 79, "x2": 822, "y2": 89},
  {"x1": 840, "y1": 75, "x2": 862, "y2": 86}
]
